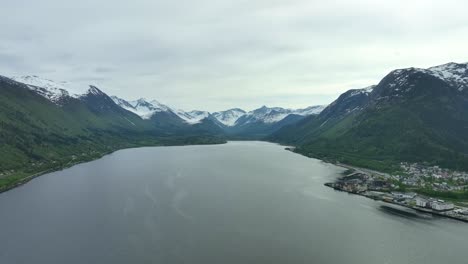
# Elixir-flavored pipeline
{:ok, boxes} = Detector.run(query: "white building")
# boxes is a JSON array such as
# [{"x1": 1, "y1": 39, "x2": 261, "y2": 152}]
[
  {"x1": 415, "y1": 197, "x2": 428, "y2": 207},
  {"x1": 454, "y1": 209, "x2": 468, "y2": 215},
  {"x1": 430, "y1": 201, "x2": 454, "y2": 211}
]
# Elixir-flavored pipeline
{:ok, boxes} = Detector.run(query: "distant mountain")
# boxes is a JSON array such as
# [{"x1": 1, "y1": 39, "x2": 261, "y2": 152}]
[
  {"x1": 270, "y1": 62, "x2": 468, "y2": 172},
  {"x1": 171, "y1": 105, "x2": 326, "y2": 138},
  {"x1": 111, "y1": 97, "x2": 171, "y2": 119},
  {"x1": 112, "y1": 96, "x2": 219, "y2": 127},
  {"x1": 173, "y1": 110, "x2": 211, "y2": 124},
  {"x1": 113, "y1": 93, "x2": 326, "y2": 138},
  {"x1": 212, "y1": 108, "x2": 246, "y2": 126},
  {"x1": 234, "y1": 105, "x2": 326, "y2": 126},
  {"x1": 219, "y1": 105, "x2": 325, "y2": 138}
]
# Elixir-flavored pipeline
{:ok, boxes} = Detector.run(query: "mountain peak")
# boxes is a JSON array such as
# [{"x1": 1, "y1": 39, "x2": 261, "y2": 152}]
[
  {"x1": 382, "y1": 62, "x2": 468, "y2": 93},
  {"x1": 111, "y1": 96, "x2": 172, "y2": 119},
  {"x1": 234, "y1": 105, "x2": 326, "y2": 126},
  {"x1": 427, "y1": 62, "x2": 468, "y2": 91},
  {"x1": 10, "y1": 75, "x2": 100, "y2": 103},
  {"x1": 173, "y1": 109, "x2": 211, "y2": 124},
  {"x1": 88, "y1": 85, "x2": 105, "y2": 96},
  {"x1": 212, "y1": 108, "x2": 247, "y2": 126}
]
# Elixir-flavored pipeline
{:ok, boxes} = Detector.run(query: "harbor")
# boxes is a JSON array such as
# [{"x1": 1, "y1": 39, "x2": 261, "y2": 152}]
[{"x1": 325, "y1": 167, "x2": 468, "y2": 223}]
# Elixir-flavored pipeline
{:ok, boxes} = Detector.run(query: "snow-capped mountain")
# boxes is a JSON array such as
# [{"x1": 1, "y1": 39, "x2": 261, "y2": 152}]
[
  {"x1": 212, "y1": 108, "x2": 246, "y2": 126},
  {"x1": 241, "y1": 106, "x2": 292, "y2": 124},
  {"x1": 269, "y1": 61, "x2": 468, "y2": 172},
  {"x1": 173, "y1": 110, "x2": 211, "y2": 124},
  {"x1": 381, "y1": 62, "x2": 468, "y2": 97},
  {"x1": 11, "y1": 75, "x2": 98, "y2": 103},
  {"x1": 111, "y1": 96, "x2": 171, "y2": 120},
  {"x1": 10, "y1": 75, "x2": 328, "y2": 132},
  {"x1": 111, "y1": 95, "x2": 213, "y2": 124},
  {"x1": 234, "y1": 105, "x2": 326, "y2": 126},
  {"x1": 318, "y1": 86, "x2": 374, "y2": 123},
  {"x1": 427, "y1": 62, "x2": 468, "y2": 92},
  {"x1": 292, "y1": 105, "x2": 327, "y2": 116},
  {"x1": 317, "y1": 62, "x2": 468, "y2": 124},
  {"x1": 111, "y1": 96, "x2": 213, "y2": 124}
]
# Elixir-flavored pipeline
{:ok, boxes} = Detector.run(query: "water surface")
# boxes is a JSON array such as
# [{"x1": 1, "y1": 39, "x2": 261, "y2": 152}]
[{"x1": 0, "y1": 141, "x2": 466, "y2": 264}]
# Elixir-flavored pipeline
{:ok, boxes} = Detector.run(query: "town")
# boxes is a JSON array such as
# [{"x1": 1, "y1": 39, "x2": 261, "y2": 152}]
[
  {"x1": 325, "y1": 163, "x2": 468, "y2": 223},
  {"x1": 399, "y1": 162, "x2": 468, "y2": 192}
]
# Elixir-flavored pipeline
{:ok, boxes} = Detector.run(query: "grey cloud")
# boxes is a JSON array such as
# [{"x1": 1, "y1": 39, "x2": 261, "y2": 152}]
[
  {"x1": 1, "y1": 0, "x2": 468, "y2": 111},
  {"x1": 94, "y1": 67, "x2": 116, "y2": 74}
]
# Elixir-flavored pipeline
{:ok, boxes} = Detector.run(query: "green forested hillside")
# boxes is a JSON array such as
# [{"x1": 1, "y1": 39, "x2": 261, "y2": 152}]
[
  {"x1": 270, "y1": 66, "x2": 468, "y2": 172},
  {"x1": 0, "y1": 77, "x2": 224, "y2": 191}
]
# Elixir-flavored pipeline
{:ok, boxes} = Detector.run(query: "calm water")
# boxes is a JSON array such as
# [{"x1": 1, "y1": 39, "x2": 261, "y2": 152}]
[{"x1": 0, "y1": 141, "x2": 467, "y2": 264}]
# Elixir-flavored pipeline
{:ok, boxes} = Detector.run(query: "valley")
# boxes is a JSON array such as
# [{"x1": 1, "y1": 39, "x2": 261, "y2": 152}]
[
  {"x1": 2, "y1": 62, "x2": 468, "y2": 202},
  {"x1": 3, "y1": 1, "x2": 468, "y2": 263}
]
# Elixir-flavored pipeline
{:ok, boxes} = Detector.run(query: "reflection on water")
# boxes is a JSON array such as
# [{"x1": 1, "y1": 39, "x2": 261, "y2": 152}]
[
  {"x1": 378, "y1": 205, "x2": 434, "y2": 221},
  {"x1": 0, "y1": 141, "x2": 467, "y2": 264}
]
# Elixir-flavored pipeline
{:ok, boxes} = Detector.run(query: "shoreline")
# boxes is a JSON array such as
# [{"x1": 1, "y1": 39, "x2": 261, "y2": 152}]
[
  {"x1": 0, "y1": 140, "x2": 227, "y2": 195},
  {"x1": 280, "y1": 145, "x2": 468, "y2": 223},
  {"x1": 324, "y1": 183, "x2": 468, "y2": 223},
  {"x1": 0, "y1": 150, "x2": 115, "y2": 195}
]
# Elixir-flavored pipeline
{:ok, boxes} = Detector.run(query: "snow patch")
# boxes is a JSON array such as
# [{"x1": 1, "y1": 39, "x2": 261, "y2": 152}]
[
  {"x1": 349, "y1": 85, "x2": 375, "y2": 97},
  {"x1": 237, "y1": 105, "x2": 326, "y2": 125},
  {"x1": 175, "y1": 110, "x2": 210, "y2": 124},
  {"x1": 386, "y1": 63, "x2": 468, "y2": 93},
  {"x1": 212, "y1": 109, "x2": 246, "y2": 126},
  {"x1": 111, "y1": 97, "x2": 172, "y2": 119},
  {"x1": 428, "y1": 62, "x2": 468, "y2": 91},
  {"x1": 11, "y1": 75, "x2": 94, "y2": 103},
  {"x1": 293, "y1": 105, "x2": 327, "y2": 116}
]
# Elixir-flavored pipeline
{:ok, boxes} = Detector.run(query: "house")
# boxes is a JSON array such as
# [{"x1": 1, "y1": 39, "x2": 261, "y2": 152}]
[{"x1": 369, "y1": 179, "x2": 390, "y2": 190}]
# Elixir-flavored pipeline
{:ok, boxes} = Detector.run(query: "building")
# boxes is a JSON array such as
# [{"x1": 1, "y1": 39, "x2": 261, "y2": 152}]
[
  {"x1": 415, "y1": 197, "x2": 429, "y2": 208},
  {"x1": 392, "y1": 192, "x2": 417, "y2": 199},
  {"x1": 369, "y1": 179, "x2": 390, "y2": 190},
  {"x1": 454, "y1": 209, "x2": 468, "y2": 215},
  {"x1": 341, "y1": 179, "x2": 368, "y2": 193},
  {"x1": 430, "y1": 201, "x2": 454, "y2": 211}
]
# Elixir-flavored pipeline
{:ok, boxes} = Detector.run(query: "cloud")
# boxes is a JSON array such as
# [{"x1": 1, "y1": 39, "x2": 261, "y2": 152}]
[{"x1": 1, "y1": 0, "x2": 468, "y2": 111}]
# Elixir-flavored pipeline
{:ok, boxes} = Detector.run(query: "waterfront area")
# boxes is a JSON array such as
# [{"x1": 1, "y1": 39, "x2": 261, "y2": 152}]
[{"x1": 325, "y1": 163, "x2": 468, "y2": 223}]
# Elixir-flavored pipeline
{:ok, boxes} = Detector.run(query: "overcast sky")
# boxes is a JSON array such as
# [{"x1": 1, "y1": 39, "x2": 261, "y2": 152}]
[{"x1": 2, "y1": 0, "x2": 468, "y2": 111}]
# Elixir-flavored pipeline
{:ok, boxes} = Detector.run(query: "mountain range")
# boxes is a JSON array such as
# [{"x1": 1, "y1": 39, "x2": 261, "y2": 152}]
[
  {"x1": 2, "y1": 61, "x2": 468, "y2": 190},
  {"x1": 110, "y1": 95, "x2": 325, "y2": 134},
  {"x1": 11, "y1": 75, "x2": 325, "y2": 136},
  {"x1": 0, "y1": 74, "x2": 325, "y2": 190}
]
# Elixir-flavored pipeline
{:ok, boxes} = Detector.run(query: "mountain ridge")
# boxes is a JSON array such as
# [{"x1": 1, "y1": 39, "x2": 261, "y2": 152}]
[
  {"x1": 5, "y1": 60, "x2": 468, "y2": 191},
  {"x1": 0, "y1": 75, "x2": 225, "y2": 191},
  {"x1": 270, "y1": 61, "x2": 468, "y2": 172}
]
